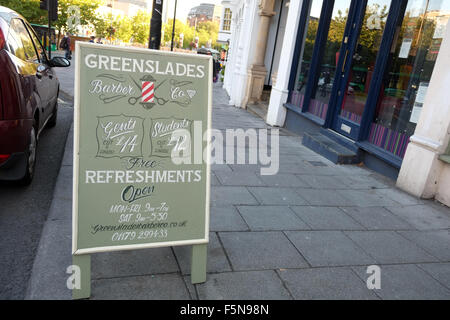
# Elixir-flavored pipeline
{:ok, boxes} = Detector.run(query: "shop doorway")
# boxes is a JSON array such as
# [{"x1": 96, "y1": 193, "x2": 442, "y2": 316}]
[
  {"x1": 290, "y1": 0, "x2": 393, "y2": 141},
  {"x1": 288, "y1": 0, "x2": 450, "y2": 164},
  {"x1": 328, "y1": 0, "x2": 393, "y2": 140}
]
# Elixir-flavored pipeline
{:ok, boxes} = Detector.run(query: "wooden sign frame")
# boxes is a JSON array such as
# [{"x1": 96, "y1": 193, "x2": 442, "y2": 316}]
[{"x1": 72, "y1": 42, "x2": 212, "y2": 299}]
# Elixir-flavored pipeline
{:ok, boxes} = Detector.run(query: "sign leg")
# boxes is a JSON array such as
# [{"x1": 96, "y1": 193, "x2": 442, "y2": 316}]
[
  {"x1": 191, "y1": 244, "x2": 207, "y2": 284},
  {"x1": 72, "y1": 254, "x2": 91, "y2": 300}
]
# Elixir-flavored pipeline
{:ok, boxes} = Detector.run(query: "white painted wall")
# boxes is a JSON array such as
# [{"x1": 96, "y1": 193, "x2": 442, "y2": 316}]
[
  {"x1": 397, "y1": 19, "x2": 450, "y2": 207},
  {"x1": 223, "y1": 0, "x2": 260, "y2": 108}
]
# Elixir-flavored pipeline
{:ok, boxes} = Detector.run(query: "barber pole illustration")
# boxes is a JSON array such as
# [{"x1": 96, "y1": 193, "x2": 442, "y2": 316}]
[{"x1": 142, "y1": 81, "x2": 155, "y2": 103}]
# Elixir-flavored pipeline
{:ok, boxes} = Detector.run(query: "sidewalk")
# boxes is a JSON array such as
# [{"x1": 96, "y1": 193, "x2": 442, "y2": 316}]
[{"x1": 27, "y1": 84, "x2": 450, "y2": 300}]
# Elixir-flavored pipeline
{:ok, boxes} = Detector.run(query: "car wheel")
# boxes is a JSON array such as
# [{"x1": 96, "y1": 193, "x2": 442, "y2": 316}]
[
  {"x1": 19, "y1": 125, "x2": 37, "y2": 185},
  {"x1": 47, "y1": 99, "x2": 58, "y2": 128}
]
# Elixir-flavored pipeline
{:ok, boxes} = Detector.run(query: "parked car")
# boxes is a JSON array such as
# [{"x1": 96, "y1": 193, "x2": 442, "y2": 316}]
[{"x1": 0, "y1": 6, "x2": 70, "y2": 185}]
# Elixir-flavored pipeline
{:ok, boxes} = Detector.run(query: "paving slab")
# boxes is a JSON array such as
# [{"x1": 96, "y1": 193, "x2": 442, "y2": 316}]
[
  {"x1": 209, "y1": 206, "x2": 249, "y2": 232},
  {"x1": 248, "y1": 187, "x2": 308, "y2": 205},
  {"x1": 417, "y1": 263, "x2": 450, "y2": 290},
  {"x1": 219, "y1": 232, "x2": 308, "y2": 270},
  {"x1": 336, "y1": 189, "x2": 399, "y2": 207},
  {"x1": 374, "y1": 188, "x2": 423, "y2": 205},
  {"x1": 343, "y1": 175, "x2": 391, "y2": 190},
  {"x1": 182, "y1": 276, "x2": 199, "y2": 300},
  {"x1": 61, "y1": 145, "x2": 73, "y2": 167},
  {"x1": 345, "y1": 231, "x2": 438, "y2": 264},
  {"x1": 228, "y1": 164, "x2": 263, "y2": 173},
  {"x1": 296, "y1": 175, "x2": 350, "y2": 190},
  {"x1": 91, "y1": 247, "x2": 179, "y2": 280},
  {"x1": 210, "y1": 186, "x2": 259, "y2": 207},
  {"x1": 291, "y1": 206, "x2": 364, "y2": 230},
  {"x1": 195, "y1": 271, "x2": 292, "y2": 300},
  {"x1": 278, "y1": 268, "x2": 378, "y2": 300},
  {"x1": 173, "y1": 233, "x2": 231, "y2": 275},
  {"x1": 340, "y1": 207, "x2": 414, "y2": 230},
  {"x1": 398, "y1": 230, "x2": 450, "y2": 261},
  {"x1": 52, "y1": 164, "x2": 73, "y2": 201},
  {"x1": 215, "y1": 171, "x2": 264, "y2": 186},
  {"x1": 352, "y1": 264, "x2": 450, "y2": 300},
  {"x1": 210, "y1": 173, "x2": 221, "y2": 186},
  {"x1": 237, "y1": 206, "x2": 310, "y2": 231},
  {"x1": 285, "y1": 231, "x2": 375, "y2": 267},
  {"x1": 259, "y1": 173, "x2": 310, "y2": 188},
  {"x1": 211, "y1": 164, "x2": 233, "y2": 172},
  {"x1": 47, "y1": 197, "x2": 72, "y2": 222},
  {"x1": 26, "y1": 220, "x2": 72, "y2": 300},
  {"x1": 297, "y1": 189, "x2": 354, "y2": 206},
  {"x1": 91, "y1": 273, "x2": 191, "y2": 300},
  {"x1": 386, "y1": 205, "x2": 450, "y2": 230},
  {"x1": 276, "y1": 163, "x2": 312, "y2": 174}
]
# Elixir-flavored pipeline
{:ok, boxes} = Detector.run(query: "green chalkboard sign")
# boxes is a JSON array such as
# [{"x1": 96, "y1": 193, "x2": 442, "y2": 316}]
[{"x1": 73, "y1": 42, "x2": 212, "y2": 255}]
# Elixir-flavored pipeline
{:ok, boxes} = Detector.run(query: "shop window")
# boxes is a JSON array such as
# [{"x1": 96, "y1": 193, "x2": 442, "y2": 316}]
[
  {"x1": 338, "y1": 1, "x2": 390, "y2": 125},
  {"x1": 308, "y1": 0, "x2": 353, "y2": 121},
  {"x1": 368, "y1": 0, "x2": 450, "y2": 159},
  {"x1": 291, "y1": 0, "x2": 324, "y2": 112}
]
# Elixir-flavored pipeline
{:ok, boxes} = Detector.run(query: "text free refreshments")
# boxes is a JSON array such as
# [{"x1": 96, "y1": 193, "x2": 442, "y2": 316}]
[{"x1": 85, "y1": 170, "x2": 202, "y2": 184}]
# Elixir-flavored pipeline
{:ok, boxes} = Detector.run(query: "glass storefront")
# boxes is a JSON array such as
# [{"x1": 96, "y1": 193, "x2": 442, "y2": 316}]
[
  {"x1": 368, "y1": 0, "x2": 450, "y2": 158},
  {"x1": 287, "y1": 0, "x2": 449, "y2": 165},
  {"x1": 339, "y1": 0, "x2": 390, "y2": 124},
  {"x1": 309, "y1": 0, "x2": 352, "y2": 121},
  {"x1": 291, "y1": 0, "x2": 324, "y2": 111}
]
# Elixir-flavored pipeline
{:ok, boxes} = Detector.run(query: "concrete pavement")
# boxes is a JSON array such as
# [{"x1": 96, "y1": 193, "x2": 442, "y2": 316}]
[
  {"x1": 26, "y1": 83, "x2": 450, "y2": 300},
  {"x1": 53, "y1": 50, "x2": 75, "y2": 98}
]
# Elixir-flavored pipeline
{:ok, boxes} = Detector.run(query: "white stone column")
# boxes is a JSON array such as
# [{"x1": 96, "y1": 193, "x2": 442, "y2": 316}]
[
  {"x1": 397, "y1": 20, "x2": 450, "y2": 203},
  {"x1": 223, "y1": 3, "x2": 239, "y2": 95},
  {"x1": 242, "y1": 0, "x2": 276, "y2": 107},
  {"x1": 230, "y1": 0, "x2": 259, "y2": 108},
  {"x1": 266, "y1": 0, "x2": 304, "y2": 126}
]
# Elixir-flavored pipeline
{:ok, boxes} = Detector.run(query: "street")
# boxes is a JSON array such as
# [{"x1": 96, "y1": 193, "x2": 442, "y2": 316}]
[{"x1": 0, "y1": 98, "x2": 73, "y2": 299}]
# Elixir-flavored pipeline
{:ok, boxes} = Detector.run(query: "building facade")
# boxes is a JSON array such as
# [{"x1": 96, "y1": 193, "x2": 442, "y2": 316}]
[
  {"x1": 218, "y1": 2, "x2": 233, "y2": 44},
  {"x1": 187, "y1": 3, "x2": 222, "y2": 27},
  {"x1": 223, "y1": 0, "x2": 450, "y2": 207}
]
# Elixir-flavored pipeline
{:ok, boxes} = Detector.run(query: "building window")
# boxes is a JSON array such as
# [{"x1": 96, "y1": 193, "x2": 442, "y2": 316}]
[
  {"x1": 222, "y1": 8, "x2": 232, "y2": 31},
  {"x1": 291, "y1": 0, "x2": 324, "y2": 116},
  {"x1": 368, "y1": 0, "x2": 450, "y2": 159}
]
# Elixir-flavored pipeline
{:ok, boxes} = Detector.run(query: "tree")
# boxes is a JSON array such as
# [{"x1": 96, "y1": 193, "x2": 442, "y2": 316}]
[
  {"x1": 131, "y1": 10, "x2": 151, "y2": 44},
  {"x1": 0, "y1": 0, "x2": 47, "y2": 24},
  {"x1": 162, "y1": 19, "x2": 219, "y2": 49},
  {"x1": 93, "y1": 14, "x2": 110, "y2": 39},
  {"x1": 114, "y1": 15, "x2": 133, "y2": 43},
  {"x1": 54, "y1": 0, "x2": 104, "y2": 35}
]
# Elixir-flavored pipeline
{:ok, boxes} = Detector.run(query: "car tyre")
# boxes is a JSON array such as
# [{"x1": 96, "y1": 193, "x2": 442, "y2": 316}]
[
  {"x1": 47, "y1": 99, "x2": 58, "y2": 128},
  {"x1": 19, "y1": 124, "x2": 38, "y2": 186}
]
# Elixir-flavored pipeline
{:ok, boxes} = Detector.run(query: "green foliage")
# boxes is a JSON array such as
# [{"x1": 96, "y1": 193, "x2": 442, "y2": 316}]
[
  {"x1": 55, "y1": 0, "x2": 104, "y2": 34},
  {"x1": 93, "y1": 14, "x2": 111, "y2": 39},
  {"x1": 0, "y1": 0, "x2": 219, "y2": 48},
  {"x1": 163, "y1": 19, "x2": 219, "y2": 49},
  {"x1": 0, "y1": 0, "x2": 47, "y2": 24},
  {"x1": 130, "y1": 10, "x2": 151, "y2": 44}
]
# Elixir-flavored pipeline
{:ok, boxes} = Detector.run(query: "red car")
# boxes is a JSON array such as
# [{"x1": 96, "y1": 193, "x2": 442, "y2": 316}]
[{"x1": 0, "y1": 6, "x2": 70, "y2": 184}]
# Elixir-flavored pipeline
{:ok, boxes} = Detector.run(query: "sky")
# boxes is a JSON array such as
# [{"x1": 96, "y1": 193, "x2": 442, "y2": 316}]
[{"x1": 164, "y1": 0, "x2": 223, "y2": 22}]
